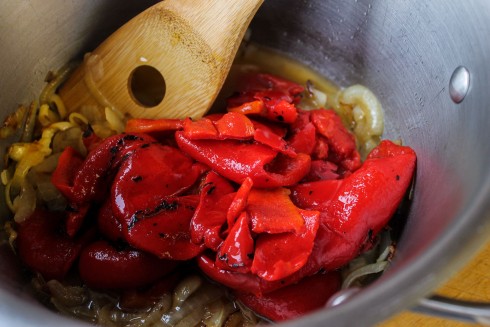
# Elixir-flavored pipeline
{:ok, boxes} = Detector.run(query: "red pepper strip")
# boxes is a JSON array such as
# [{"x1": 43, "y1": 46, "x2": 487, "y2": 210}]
[
  {"x1": 339, "y1": 150, "x2": 361, "y2": 173},
  {"x1": 261, "y1": 97, "x2": 298, "y2": 123},
  {"x1": 198, "y1": 252, "x2": 320, "y2": 296},
  {"x1": 111, "y1": 143, "x2": 202, "y2": 218},
  {"x1": 197, "y1": 253, "x2": 284, "y2": 296},
  {"x1": 254, "y1": 127, "x2": 296, "y2": 157},
  {"x1": 226, "y1": 177, "x2": 253, "y2": 230},
  {"x1": 214, "y1": 112, "x2": 255, "y2": 139},
  {"x1": 125, "y1": 118, "x2": 183, "y2": 134},
  {"x1": 235, "y1": 272, "x2": 341, "y2": 322},
  {"x1": 50, "y1": 146, "x2": 84, "y2": 200},
  {"x1": 247, "y1": 188, "x2": 305, "y2": 234},
  {"x1": 251, "y1": 209, "x2": 320, "y2": 281},
  {"x1": 290, "y1": 179, "x2": 343, "y2": 211},
  {"x1": 65, "y1": 204, "x2": 90, "y2": 237},
  {"x1": 326, "y1": 140, "x2": 416, "y2": 236},
  {"x1": 232, "y1": 73, "x2": 304, "y2": 104},
  {"x1": 367, "y1": 138, "x2": 415, "y2": 159},
  {"x1": 303, "y1": 160, "x2": 339, "y2": 182},
  {"x1": 16, "y1": 209, "x2": 93, "y2": 280},
  {"x1": 295, "y1": 140, "x2": 416, "y2": 271},
  {"x1": 227, "y1": 73, "x2": 303, "y2": 123},
  {"x1": 288, "y1": 122, "x2": 316, "y2": 155},
  {"x1": 216, "y1": 211, "x2": 254, "y2": 273},
  {"x1": 310, "y1": 109, "x2": 361, "y2": 172},
  {"x1": 119, "y1": 271, "x2": 181, "y2": 310},
  {"x1": 97, "y1": 198, "x2": 123, "y2": 242},
  {"x1": 82, "y1": 126, "x2": 103, "y2": 153},
  {"x1": 202, "y1": 113, "x2": 225, "y2": 122},
  {"x1": 182, "y1": 117, "x2": 219, "y2": 140},
  {"x1": 252, "y1": 119, "x2": 288, "y2": 138},
  {"x1": 70, "y1": 133, "x2": 157, "y2": 204},
  {"x1": 190, "y1": 171, "x2": 235, "y2": 251},
  {"x1": 312, "y1": 135, "x2": 329, "y2": 160},
  {"x1": 311, "y1": 109, "x2": 356, "y2": 158},
  {"x1": 227, "y1": 100, "x2": 265, "y2": 115},
  {"x1": 78, "y1": 240, "x2": 177, "y2": 290},
  {"x1": 175, "y1": 132, "x2": 311, "y2": 188},
  {"x1": 291, "y1": 109, "x2": 311, "y2": 131},
  {"x1": 259, "y1": 74, "x2": 304, "y2": 103},
  {"x1": 121, "y1": 195, "x2": 205, "y2": 260}
]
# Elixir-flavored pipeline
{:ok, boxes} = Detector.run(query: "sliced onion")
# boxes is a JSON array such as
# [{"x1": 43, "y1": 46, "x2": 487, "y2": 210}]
[
  {"x1": 105, "y1": 107, "x2": 125, "y2": 134},
  {"x1": 339, "y1": 84, "x2": 384, "y2": 137},
  {"x1": 32, "y1": 153, "x2": 61, "y2": 174},
  {"x1": 174, "y1": 306, "x2": 205, "y2": 327},
  {"x1": 162, "y1": 284, "x2": 224, "y2": 326},
  {"x1": 342, "y1": 261, "x2": 389, "y2": 289},
  {"x1": 223, "y1": 312, "x2": 245, "y2": 327},
  {"x1": 235, "y1": 301, "x2": 259, "y2": 326},
  {"x1": 12, "y1": 181, "x2": 36, "y2": 223},
  {"x1": 172, "y1": 275, "x2": 202, "y2": 309},
  {"x1": 203, "y1": 299, "x2": 237, "y2": 327},
  {"x1": 52, "y1": 126, "x2": 84, "y2": 155},
  {"x1": 46, "y1": 280, "x2": 88, "y2": 307},
  {"x1": 299, "y1": 80, "x2": 328, "y2": 110},
  {"x1": 38, "y1": 104, "x2": 60, "y2": 127}
]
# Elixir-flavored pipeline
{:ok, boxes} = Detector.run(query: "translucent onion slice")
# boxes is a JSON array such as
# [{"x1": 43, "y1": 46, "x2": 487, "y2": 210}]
[
  {"x1": 38, "y1": 104, "x2": 60, "y2": 127},
  {"x1": 12, "y1": 181, "x2": 36, "y2": 223},
  {"x1": 341, "y1": 261, "x2": 389, "y2": 289},
  {"x1": 32, "y1": 153, "x2": 61, "y2": 174},
  {"x1": 46, "y1": 280, "x2": 88, "y2": 307},
  {"x1": 339, "y1": 84, "x2": 384, "y2": 137},
  {"x1": 105, "y1": 107, "x2": 126, "y2": 134},
  {"x1": 161, "y1": 284, "x2": 224, "y2": 326},
  {"x1": 203, "y1": 299, "x2": 237, "y2": 327},
  {"x1": 174, "y1": 306, "x2": 205, "y2": 327},
  {"x1": 172, "y1": 275, "x2": 202, "y2": 309}
]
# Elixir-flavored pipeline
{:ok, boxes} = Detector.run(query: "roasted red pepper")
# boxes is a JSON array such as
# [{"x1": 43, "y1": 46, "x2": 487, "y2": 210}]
[
  {"x1": 16, "y1": 209, "x2": 93, "y2": 280},
  {"x1": 50, "y1": 146, "x2": 84, "y2": 200},
  {"x1": 197, "y1": 185, "x2": 320, "y2": 285},
  {"x1": 251, "y1": 208, "x2": 319, "y2": 281},
  {"x1": 235, "y1": 271, "x2": 341, "y2": 321},
  {"x1": 120, "y1": 195, "x2": 205, "y2": 260},
  {"x1": 97, "y1": 198, "x2": 123, "y2": 242},
  {"x1": 216, "y1": 211, "x2": 254, "y2": 273},
  {"x1": 175, "y1": 132, "x2": 311, "y2": 188},
  {"x1": 247, "y1": 188, "x2": 305, "y2": 234},
  {"x1": 53, "y1": 133, "x2": 157, "y2": 236},
  {"x1": 190, "y1": 171, "x2": 235, "y2": 251},
  {"x1": 291, "y1": 140, "x2": 416, "y2": 271},
  {"x1": 125, "y1": 118, "x2": 183, "y2": 134},
  {"x1": 110, "y1": 142, "x2": 203, "y2": 217},
  {"x1": 214, "y1": 112, "x2": 255, "y2": 139},
  {"x1": 78, "y1": 240, "x2": 177, "y2": 289},
  {"x1": 227, "y1": 73, "x2": 303, "y2": 123}
]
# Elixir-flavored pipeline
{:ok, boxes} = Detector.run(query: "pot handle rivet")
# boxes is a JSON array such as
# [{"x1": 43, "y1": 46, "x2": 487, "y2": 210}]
[{"x1": 449, "y1": 66, "x2": 470, "y2": 104}]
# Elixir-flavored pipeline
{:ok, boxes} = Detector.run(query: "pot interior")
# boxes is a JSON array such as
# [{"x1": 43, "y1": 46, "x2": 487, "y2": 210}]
[{"x1": 0, "y1": 1, "x2": 489, "y2": 326}]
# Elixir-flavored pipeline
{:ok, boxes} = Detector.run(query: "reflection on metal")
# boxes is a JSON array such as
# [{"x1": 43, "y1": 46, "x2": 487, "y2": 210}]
[
  {"x1": 415, "y1": 295, "x2": 490, "y2": 325},
  {"x1": 449, "y1": 66, "x2": 470, "y2": 104}
]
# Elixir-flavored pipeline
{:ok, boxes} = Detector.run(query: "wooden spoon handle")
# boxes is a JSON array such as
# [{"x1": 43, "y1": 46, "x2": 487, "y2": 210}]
[{"x1": 59, "y1": 0, "x2": 263, "y2": 120}]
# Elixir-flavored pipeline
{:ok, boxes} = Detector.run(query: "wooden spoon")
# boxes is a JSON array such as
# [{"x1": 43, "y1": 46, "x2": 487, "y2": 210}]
[{"x1": 59, "y1": 0, "x2": 263, "y2": 120}]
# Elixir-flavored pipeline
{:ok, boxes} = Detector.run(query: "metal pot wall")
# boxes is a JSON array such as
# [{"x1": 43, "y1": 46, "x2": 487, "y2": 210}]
[{"x1": 1, "y1": 1, "x2": 489, "y2": 326}]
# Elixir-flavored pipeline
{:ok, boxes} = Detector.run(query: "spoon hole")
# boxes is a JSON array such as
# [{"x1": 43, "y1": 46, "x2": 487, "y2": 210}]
[{"x1": 129, "y1": 65, "x2": 166, "y2": 108}]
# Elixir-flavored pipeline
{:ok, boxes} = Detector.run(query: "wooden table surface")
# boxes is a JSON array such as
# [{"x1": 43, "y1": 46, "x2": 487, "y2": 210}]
[{"x1": 378, "y1": 241, "x2": 490, "y2": 326}]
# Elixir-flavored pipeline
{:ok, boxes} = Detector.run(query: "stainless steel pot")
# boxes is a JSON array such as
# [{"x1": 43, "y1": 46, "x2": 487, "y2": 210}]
[{"x1": 1, "y1": 1, "x2": 489, "y2": 326}]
